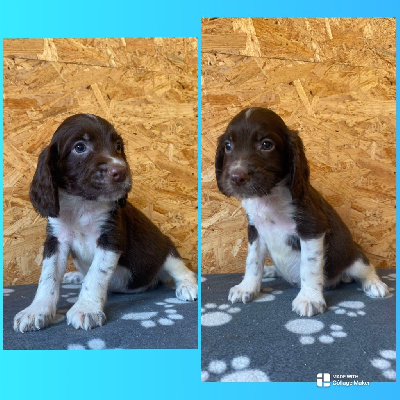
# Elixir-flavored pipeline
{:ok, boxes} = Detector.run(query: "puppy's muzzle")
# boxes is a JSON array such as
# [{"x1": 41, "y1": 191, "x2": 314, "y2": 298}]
[
  {"x1": 230, "y1": 168, "x2": 249, "y2": 186},
  {"x1": 108, "y1": 164, "x2": 127, "y2": 183}
]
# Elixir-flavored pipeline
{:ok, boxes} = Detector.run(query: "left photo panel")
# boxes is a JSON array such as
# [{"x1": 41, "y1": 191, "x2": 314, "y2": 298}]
[{"x1": 3, "y1": 38, "x2": 199, "y2": 350}]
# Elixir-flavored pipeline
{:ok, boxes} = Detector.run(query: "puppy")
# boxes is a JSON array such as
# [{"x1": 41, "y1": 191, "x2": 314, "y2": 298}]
[
  {"x1": 215, "y1": 107, "x2": 388, "y2": 317},
  {"x1": 14, "y1": 113, "x2": 198, "y2": 332}
]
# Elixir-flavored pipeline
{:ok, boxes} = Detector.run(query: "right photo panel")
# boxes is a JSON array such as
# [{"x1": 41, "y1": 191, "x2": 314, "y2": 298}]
[{"x1": 201, "y1": 18, "x2": 396, "y2": 383}]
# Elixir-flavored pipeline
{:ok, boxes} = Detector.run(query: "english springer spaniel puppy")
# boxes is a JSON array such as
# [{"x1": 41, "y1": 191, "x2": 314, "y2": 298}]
[
  {"x1": 215, "y1": 107, "x2": 388, "y2": 317},
  {"x1": 14, "y1": 114, "x2": 198, "y2": 332}
]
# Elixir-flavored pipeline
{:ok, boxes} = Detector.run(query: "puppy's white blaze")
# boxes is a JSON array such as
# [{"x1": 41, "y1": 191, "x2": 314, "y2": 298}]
[
  {"x1": 161, "y1": 255, "x2": 198, "y2": 301},
  {"x1": 109, "y1": 157, "x2": 127, "y2": 166},
  {"x1": 228, "y1": 159, "x2": 246, "y2": 172},
  {"x1": 245, "y1": 108, "x2": 255, "y2": 119}
]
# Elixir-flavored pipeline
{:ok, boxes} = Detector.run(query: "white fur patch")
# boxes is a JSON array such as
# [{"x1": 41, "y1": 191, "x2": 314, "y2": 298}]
[
  {"x1": 109, "y1": 157, "x2": 127, "y2": 166},
  {"x1": 346, "y1": 259, "x2": 388, "y2": 298},
  {"x1": 242, "y1": 184, "x2": 300, "y2": 285},
  {"x1": 161, "y1": 255, "x2": 198, "y2": 301},
  {"x1": 245, "y1": 108, "x2": 254, "y2": 119},
  {"x1": 14, "y1": 242, "x2": 70, "y2": 332},
  {"x1": 66, "y1": 249, "x2": 121, "y2": 330},
  {"x1": 50, "y1": 191, "x2": 114, "y2": 276}
]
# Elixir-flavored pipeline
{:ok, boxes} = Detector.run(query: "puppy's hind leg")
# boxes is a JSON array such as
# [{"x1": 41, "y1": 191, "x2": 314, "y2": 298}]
[
  {"x1": 161, "y1": 254, "x2": 198, "y2": 301},
  {"x1": 346, "y1": 259, "x2": 388, "y2": 298}
]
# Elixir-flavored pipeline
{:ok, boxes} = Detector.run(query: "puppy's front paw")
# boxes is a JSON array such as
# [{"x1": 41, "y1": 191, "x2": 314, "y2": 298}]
[
  {"x1": 176, "y1": 280, "x2": 198, "y2": 301},
  {"x1": 66, "y1": 302, "x2": 106, "y2": 330},
  {"x1": 292, "y1": 292, "x2": 326, "y2": 317},
  {"x1": 14, "y1": 304, "x2": 55, "y2": 333},
  {"x1": 363, "y1": 278, "x2": 389, "y2": 298},
  {"x1": 63, "y1": 271, "x2": 84, "y2": 284},
  {"x1": 228, "y1": 284, "x2": 259, "y2": 304}
]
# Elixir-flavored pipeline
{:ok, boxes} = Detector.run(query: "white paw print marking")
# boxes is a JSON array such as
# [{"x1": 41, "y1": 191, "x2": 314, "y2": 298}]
[
  {"x1": 3, "y1": 288, "x2": 14, "y2": 296},
  {"x1": 61, "y1": 293, "x2": 79, "y2": 303},
  {"x1": 68, "y1": 338, "x2": 122, "y2": 350},
  {"x1": 201, "y1": 303, "x2": 241, "y2": 326},
  {"x1": 380, "y1": 273, "x2": 396, "y2": 292},
  {"x1": 254, "y1": 287, "x2": 283, "y2": 302},
  {"x1": 370, "y1": 350, "x2": 396, "y2": 380},
  {"x1": 121, "y1": 298, "x2": 187, "y2": 328},
  {"x1": 68, "y1": 338, "x2": 106, "y2": 350},
  {"x1": 285, "y1": 319, "x2": 347, "y2": 344},
  {"x1": 329, "y1": 301, "x2": 366, "y2": 317},
  {"x1": 201, "y1": 276, "x2": 207, "y2": 282},
  {"x1": 201, "y1": 356, "x2": 270, "y2": 382},
  {"x1": 62, "y1": 284, "x2": 82, "y2": 290},
  {"x1": 381, "y1": 273, "x2": 396, "y2": 282},
  {"x1": 60, "y1": 284, "x2": 81, "y2": 303},
  {"x1": 262, "y1": 277, "x2": 276, "y2": 283}
]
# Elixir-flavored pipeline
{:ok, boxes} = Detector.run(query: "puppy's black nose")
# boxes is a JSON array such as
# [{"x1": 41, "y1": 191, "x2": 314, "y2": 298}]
[
  {"x1": 108, "y1": 164, "x2": 127, "y2": 182},
  {"x1": 231, "y1": 171, "x2": 249, "y2": 186}
]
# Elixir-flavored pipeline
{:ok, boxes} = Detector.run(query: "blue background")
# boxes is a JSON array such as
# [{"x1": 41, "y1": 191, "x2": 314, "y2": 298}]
[{"x1": 0, "y1": 0, "x2": 398, "y2": 399}]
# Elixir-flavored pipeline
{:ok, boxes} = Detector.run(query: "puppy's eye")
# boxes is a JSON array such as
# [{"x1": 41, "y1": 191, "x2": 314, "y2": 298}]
[
  {"x1": 116, "y1": 142, "x2": 122, "y2": 153},
  {"x1": 225, "y1": 141, "x2": 232, "y2": 153},
  {"x1": 261, "y1": 140, "x2": 274, "y2": 151},
  {"x1": 74, "y1": 142, "x2": 86, "y2": 153}
]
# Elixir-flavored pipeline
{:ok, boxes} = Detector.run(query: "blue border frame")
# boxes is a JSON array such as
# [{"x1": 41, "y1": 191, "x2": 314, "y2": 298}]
[{"x1": 1, "y1": 1, "x2": 398, "y2": 399}]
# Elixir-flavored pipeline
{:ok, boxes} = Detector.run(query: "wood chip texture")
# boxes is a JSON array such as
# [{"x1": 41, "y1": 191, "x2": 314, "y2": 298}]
[
  {"x1": 201, "y1": 18, "x2": 396, "y2": 274},
  {"x1": 3, "y1": 38, "x2": 198, "y2": 285}
]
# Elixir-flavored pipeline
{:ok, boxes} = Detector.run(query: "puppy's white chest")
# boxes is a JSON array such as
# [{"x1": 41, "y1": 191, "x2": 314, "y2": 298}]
[
  {"x1": 242, "y1": 191, "x2": 301, "y2": 284},
  {"x1": 242, "y1": 187, "x2": 296, "y2": 234},
  {"x1": 49, "y1": 194, "x2": 113, "y2": 270}
]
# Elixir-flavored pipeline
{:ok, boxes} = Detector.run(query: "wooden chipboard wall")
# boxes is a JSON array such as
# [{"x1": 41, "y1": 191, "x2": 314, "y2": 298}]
[
  {"x1": 201, "y1": 18, "x2": 396, "y2": 274},
  {"x1": 3, "y1": 38, "x2": 198, "y2": 285}
]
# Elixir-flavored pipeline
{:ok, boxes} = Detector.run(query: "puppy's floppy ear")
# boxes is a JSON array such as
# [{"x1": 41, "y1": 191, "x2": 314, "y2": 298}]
[
  {"x1": 29, "y1": 145, "x2": 60, "y2": 218},
  {"x1": 215, "y1": 134, "x2": 228, "y2": 195},
  {"x1": 286, "y1": 129, "x2": 310, "y2": 199}
]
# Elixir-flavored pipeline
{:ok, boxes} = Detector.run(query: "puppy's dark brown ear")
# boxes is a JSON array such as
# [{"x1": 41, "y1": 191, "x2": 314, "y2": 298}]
[
  {"x1": 286, "y1": 129, "x2": 310, "y2": 199},
  {"x1": 215, "y1": 135, "x2": 227, "y2": 195},
  {"x1": 29, "y1": 145, "x2": 59, "y2": 218}
]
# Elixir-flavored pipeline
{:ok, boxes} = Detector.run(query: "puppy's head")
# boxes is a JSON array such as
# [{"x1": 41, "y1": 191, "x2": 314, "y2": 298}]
[
  {"x1": 30, "y1": 114, "x2": 132, "y2": 217},
  {"x1": 215, "y1": 107, "x2": 309, "y2": 199}
]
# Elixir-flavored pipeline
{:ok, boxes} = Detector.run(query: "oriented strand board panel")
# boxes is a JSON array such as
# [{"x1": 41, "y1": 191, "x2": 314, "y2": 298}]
[
  {"x1": 201, "y1": 18, "x2": 396, "y2": 274},
  {"x1": 3, "y1": 38, "x2": 198, "y2": 286}
]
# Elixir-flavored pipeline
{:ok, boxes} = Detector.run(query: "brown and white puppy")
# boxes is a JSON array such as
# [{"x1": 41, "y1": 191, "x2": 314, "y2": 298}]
[
  {"x1": 215, "y1": 107, "x2": 388, "y2": 317},
  {"x1": 14, "y1": 113, "x2": 197, "y2": 332}
]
